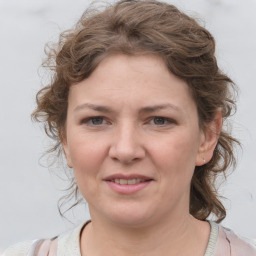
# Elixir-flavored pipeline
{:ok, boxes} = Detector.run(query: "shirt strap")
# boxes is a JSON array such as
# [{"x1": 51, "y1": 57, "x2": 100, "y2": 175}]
[{"x1": 27, "y1": 237, "x2": 58, "y2": 256}]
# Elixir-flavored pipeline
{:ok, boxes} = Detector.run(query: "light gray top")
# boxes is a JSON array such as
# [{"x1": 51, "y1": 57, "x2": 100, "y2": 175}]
[
  {"x1": 204, "y1": 221, "x2": 219, "y2": 256},
  {"x1": 3, "y1": 220, "x2": 256, "y2": 256}
]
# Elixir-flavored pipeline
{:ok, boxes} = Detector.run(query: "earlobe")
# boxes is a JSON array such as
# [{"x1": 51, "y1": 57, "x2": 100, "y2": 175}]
[
  {"x1": 62, "y1": 142, "x2": 73, "y2": 168},
  {"x1": 196, "y1": 110, "x2": 222, "y2": 166}
]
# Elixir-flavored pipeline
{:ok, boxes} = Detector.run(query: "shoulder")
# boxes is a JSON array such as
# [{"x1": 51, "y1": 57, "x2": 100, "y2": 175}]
[
  {"x1": 57, "y1": 221, "x2": 88, "y2": 255},
  {"x1": 2, "y1": 240, "x2": 35, "y2": 256},
  {"x1": 2, "y1": 221, "x2": 87, "y2": 256},
  {"x1": 3, "y1": 239, "x2": 59, "y2": 256},
  {"x1": 215, "y1": 224, "x2": 256, "y2": 256}
]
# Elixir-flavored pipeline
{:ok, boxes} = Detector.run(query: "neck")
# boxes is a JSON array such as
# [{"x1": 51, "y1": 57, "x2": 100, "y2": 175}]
[{"x1": 80, "y1": 213, "x2": 210, "y2": 256}]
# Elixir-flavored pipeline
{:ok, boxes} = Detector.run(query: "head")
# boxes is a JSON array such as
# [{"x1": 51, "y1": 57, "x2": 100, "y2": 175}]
[{"x1": 33, "y1": 0, "x2": 239, "y2": 223}]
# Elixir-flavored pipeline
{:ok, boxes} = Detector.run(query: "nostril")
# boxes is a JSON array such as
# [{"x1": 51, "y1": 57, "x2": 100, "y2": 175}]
[{"x1": 109, "y1": 146, "x2": 146, "y2": 164}]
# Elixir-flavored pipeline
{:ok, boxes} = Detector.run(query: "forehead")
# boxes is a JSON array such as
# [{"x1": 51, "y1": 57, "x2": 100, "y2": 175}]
[{"x1": 68, "y1": 54, "x2": 196, "y2": 115}]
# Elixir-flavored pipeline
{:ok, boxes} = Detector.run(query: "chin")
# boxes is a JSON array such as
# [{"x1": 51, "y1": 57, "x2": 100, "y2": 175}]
[
  {"x1": 91, "y1": 201, "x2": 155, "y2": 228},
  {"x1": 108, "y1": 213, "x2": 153, "y2": 228}
]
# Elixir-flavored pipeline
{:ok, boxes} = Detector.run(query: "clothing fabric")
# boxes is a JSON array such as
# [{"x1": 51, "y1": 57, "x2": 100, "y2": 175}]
[{"x1": 3, "y1": 221, "x2": 256, "y2": 256}]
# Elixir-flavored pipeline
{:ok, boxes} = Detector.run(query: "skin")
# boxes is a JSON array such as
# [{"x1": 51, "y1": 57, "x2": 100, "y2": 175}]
[{"x1": 63, "y1": 54, "x2": 222, "y2": 256}]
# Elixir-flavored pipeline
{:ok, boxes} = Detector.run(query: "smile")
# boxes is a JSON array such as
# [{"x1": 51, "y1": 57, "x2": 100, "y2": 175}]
[
  {"x1": 104, "y1": 175, "x2": 153, "y2": 194},
  {"x1": 111, "y1": 178, "x2": 148, "y2": 185}
]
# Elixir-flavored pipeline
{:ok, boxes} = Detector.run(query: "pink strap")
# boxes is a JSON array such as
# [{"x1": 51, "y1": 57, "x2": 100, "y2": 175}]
[
  {"x1": 215, "y1": 226, "x2": 256, "y2": 256},
  {"x1": 27, "y1": 238, "x2": 58, "y2": 256},
  {"x1": 223, "y1": 228, "x2": 256, "y2": 256}
]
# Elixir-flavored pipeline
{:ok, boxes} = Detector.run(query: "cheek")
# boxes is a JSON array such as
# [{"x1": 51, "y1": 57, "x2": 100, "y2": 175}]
[
  {"x1": 69, "y1": 143, "x2": 103, "y2": 201},
  {"x1": 150, "y1": 132, "x2": 199, "y2": 167},
  {"x1": 68, "y1": 130, "x2": 105, "y2": 166},
  {"x1": 148, "y1": 131, "x2": 200, "y2": 186},
  {"x1": 70, "y1": 145, "x2": 103, "y2": 174},
  {"x1": 67, "y1": 136, "x2": 106, "y2": 191}
]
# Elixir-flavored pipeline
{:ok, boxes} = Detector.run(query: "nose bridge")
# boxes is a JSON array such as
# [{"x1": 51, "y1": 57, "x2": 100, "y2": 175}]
[{"x1": 108, "y1": 119, "x2": 145, "y2": 163}]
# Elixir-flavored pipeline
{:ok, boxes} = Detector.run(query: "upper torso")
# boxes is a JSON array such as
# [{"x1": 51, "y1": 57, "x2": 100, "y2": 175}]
[{"x1": 3, "y1": 221, "x2": 256, "y2": 256}]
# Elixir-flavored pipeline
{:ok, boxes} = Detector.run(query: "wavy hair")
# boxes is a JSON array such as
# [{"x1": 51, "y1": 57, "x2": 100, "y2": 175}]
[{"x1": 32, "y1": 0, "x2": 239, "y2": 222}]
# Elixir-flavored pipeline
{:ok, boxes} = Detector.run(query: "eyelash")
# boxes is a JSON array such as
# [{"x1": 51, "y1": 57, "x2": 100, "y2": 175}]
[
  {"x1": 81, "y1": 116, "x2": 176, "y2": 126},
  {"x1": 82, "y1": 116, "x2": 108, "y2": 126}
]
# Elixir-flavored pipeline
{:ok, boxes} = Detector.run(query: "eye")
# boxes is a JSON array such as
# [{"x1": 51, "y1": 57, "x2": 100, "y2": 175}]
[
  {"x1": 150, "y1": 116, "x2": 175, "y2": 126},
  {"x1": 81, "y1": 116, "x2": 107, "y2": 126}
]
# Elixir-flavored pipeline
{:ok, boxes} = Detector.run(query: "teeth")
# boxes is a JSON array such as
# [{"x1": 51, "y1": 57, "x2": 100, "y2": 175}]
[
  {"x1": 120, "y1": 179, "x2": 127, "y2": 185},
  {"x1": 113, "y1": 178, "x2": 146, "y2": 185},
  {"x1": 128, "y1": 179, "x2": 136, "y2": 185}
]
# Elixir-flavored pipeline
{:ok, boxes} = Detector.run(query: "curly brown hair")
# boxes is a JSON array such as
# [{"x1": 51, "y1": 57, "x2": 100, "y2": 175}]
[{"x1": 32, "y1": 0, "x2": 239, "y2": 222}]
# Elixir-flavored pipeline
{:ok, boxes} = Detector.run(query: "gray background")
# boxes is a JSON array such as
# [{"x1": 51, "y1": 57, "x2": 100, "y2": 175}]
[{"x1": 0, "y1": 0, "x2": 256, "y2": 252}]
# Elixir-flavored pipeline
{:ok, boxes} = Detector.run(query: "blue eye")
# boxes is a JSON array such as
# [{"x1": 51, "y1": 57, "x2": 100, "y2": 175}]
[
  {"x1": 81, "y1": 116, "x2": 175, "y2": 127},
  {"x1": 151, "y1": 117, "x2": 174, "y2": 126},
  {"x1": 82, "y1": 116, "x2": 106, "y2": 125},
  {"x1": 91, "y1": 117, "x2": 104, "y2": 125}
]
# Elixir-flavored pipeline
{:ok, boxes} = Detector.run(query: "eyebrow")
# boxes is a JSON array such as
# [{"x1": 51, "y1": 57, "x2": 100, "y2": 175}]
[
  {"x1": 74, "y1": 103, "x2": 181, "y2": 114},
  {"x1": 74, "y1": 103, "x2": 114, "y2": 113},
  {"x1": 139, "y1": 104, "x2": 181, "y2": 114}
]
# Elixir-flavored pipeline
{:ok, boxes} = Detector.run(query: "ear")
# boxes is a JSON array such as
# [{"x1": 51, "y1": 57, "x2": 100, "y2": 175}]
[
  {"x1": 62, "y1": 140, "x2": 73, "y2": 168},
  {"x1": 196, "y1": 110, "x2": 222, "y2": 166}
]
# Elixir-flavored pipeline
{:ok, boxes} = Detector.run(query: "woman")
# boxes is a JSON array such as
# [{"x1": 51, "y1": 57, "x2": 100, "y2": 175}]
[{"x1": 4, "y1": 0, "x2": 256, "y2": 255}]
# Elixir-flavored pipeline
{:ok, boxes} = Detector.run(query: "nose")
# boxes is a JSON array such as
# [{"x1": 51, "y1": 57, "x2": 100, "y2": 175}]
[{"x1": 108, "y1": 122, "x2": 146, "y2": 164}]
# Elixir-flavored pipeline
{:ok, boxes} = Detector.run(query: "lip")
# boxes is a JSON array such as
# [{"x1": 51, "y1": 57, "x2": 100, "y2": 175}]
[
  {"x1": 103, "y1": 174, "x2": 153, "y2": 194},
  {"x1": 104, "y1": 174, "x2": 153, "y2": 181}
]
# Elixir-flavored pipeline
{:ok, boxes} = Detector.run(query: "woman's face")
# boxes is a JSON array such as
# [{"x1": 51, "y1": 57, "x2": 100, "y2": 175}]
[{"x1": 63, "y1": 54, "x2": 210, "y2": 227}]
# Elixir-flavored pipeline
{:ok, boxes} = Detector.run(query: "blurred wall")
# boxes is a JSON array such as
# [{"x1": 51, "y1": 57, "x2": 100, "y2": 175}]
[{"x1": 0, "y1": 0, "x2": 256, "y2": 252}]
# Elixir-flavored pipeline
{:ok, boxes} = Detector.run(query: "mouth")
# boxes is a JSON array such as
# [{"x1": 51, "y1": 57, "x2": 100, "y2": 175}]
[
  {"x1": 104, "y1": 174, "x2": 153, "y2": 183},
  {"x1": 110, "y1": 178, "x2": 150, "y2": 185},
  {"x1": 103, "y1": 174, "x2": 153, "y2": 194}
]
